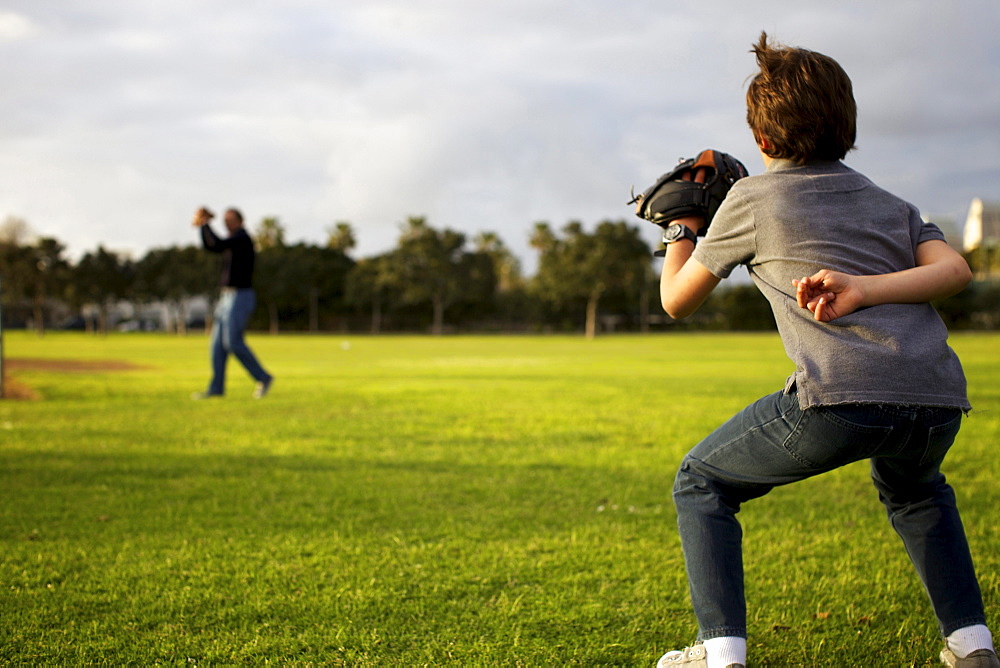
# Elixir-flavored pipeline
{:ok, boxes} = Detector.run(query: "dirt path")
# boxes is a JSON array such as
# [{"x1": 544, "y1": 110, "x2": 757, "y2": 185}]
[
  {"x1": 3, "y1": 358, "x2": 148, "y2": 400},
  {"x1": 6, "y1": 358, "x2": 147, "y2": 373}
]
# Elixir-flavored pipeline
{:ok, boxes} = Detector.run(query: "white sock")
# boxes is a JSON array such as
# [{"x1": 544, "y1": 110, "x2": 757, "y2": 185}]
[
  {"x1": 947, "y1": 624, "x2": 995, "y2": 659},
  {"x1": 703, "y1": 636, "x2": 747, "y2": 668}
]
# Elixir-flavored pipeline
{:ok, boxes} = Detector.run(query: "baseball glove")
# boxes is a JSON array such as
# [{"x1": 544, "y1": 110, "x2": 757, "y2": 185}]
[
  {"x1": 192, "y1": 206, "x2": 215, "y2": 227},
  {"x1": 629, "y1": 149, "x2": 748, "y2": 233}
]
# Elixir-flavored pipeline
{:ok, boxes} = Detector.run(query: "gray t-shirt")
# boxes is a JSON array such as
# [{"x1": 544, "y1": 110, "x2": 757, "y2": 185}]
[{"x1": 693, "y1": 158, "x2": 969, "y2": 410}]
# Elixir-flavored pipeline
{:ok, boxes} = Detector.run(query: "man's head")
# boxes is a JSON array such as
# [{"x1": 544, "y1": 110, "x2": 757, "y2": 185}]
[
  {"x1": 746, "y1": 32, "x2": 856, "y2": 164},
  {"x1": 224, "y1": 208, "x2": 244, "y2": 234}
]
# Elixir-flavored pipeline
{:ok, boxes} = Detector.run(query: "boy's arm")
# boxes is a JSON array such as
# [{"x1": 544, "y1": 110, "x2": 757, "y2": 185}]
[
  {"x1": 657, "y1": 166, "x2": 723, "y2": 319},
  {"x1": 793, "y1": 239, "x2": 973, "y2": 323},
  {"x1": 659, "y1": 218, "x2": 722, "y2": 319}
]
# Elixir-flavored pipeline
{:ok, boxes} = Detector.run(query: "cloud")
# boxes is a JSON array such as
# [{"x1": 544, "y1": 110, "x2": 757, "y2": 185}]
[
  {"x1": 0, "y1": 0, "x2": 998, "y2": 271},
  {"x1": 0, "y1": 11, "x2": 37, "y2": 41}
]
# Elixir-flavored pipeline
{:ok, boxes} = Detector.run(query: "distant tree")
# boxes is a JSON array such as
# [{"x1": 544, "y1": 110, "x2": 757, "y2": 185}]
[
  {"x1": 964, "y1": 247, "x2": 1000, "y2": 280},
  {"x1": 529, "y1": 221, "x2": 558, "y2": 255},
  {"x1": 345, "y1": 253, "x2": 397, "y2": 334},
  {"x1": 474, "y1": 231, "x2": 521, "y2": 292},
  {"x1": 393, "y1": 216, "x2": 495, "y2": 335},
  {"x1": 531, "y1": 219, "x2": 650, "y2": 338},
  {"x1": 292, "y1": 244, "x2": 354, "y2": 331},
  {"x1": 254, "y1": 216, "x2": 286, "y2": 251},
  {"x1": 0, "y1": 235, "x2": 70, "y2": 334},
  {"x1": 0, "y1": 216, "x2": 34, "y2": 246},
  {"x1": 254, "y1": 248, "x2": 284, "y2": 333},
  {"x1": 72, "y1": 246, "x2": 133, "y2": 334},
  {"x1": 173, "y1": 245, "x2": 218, "y2": 332},
  {"x1": 327, "y1": 221, "x2": 357, "y2": 255},
  {"x1": 134, "y1": 245, "x2": 216, "y2": 334},
  {"x1": 252, "y1": 217, "x2": 287, "y2": 331},
  {"x1": 0, "y1": 239, "x2": 34, "y2": 328},
  {"x1": 474, "y1": 231, "x2": 532, "y2": 329},
  {"x1": 0, "y1": 242, "x2": 29, "y2": 313},
  {"x1": 30, "y1": 237, "x2": 71, "y2": 335},
  {"x1": 701, "y1": 285, "x2": 776, "y2": 331},
  {"x1": 254, "y1": 243, "x2": 354, "y2": 333},
  {"x1": 934, "y1": 281, "x2": 1000, "y2": 330}
]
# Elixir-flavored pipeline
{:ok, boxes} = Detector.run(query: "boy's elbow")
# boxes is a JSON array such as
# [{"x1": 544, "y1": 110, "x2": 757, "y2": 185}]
[
  {"x1": 660, "y1": 267, "x2": 718, "y2": 319},
  {"x1": 661, "y1": 296, "x2": 692, "y2": 320},
  {"x1": 946, "y1": 254, "x2": 973, "y2": 294},
  {"x1": 957, "y1": 257, "x2": 973, "y2": 288}
]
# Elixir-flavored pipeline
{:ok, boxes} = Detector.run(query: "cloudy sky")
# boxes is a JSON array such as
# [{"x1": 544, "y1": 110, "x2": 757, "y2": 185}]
[{"x1": 2, "y1": 1, "x2": 998, "y2": 271}]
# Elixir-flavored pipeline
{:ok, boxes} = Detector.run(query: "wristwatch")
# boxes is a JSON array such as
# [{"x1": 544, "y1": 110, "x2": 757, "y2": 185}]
[{"x1": 662, "y1": 223, "x2": 698, "y2": 245}]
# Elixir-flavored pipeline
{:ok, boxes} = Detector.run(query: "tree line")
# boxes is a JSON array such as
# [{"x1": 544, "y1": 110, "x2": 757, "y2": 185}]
[{"x1": 1, "y1": 214, "x2": 996, "y2": 336}]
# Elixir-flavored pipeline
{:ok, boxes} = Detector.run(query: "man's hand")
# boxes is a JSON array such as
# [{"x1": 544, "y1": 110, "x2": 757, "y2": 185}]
[
  {"x1": 793, "y1": 270, "x2": 865, "y2": 322},
  {"x1": 192, "y1": 207, "x2": 214, "y2": 228}
]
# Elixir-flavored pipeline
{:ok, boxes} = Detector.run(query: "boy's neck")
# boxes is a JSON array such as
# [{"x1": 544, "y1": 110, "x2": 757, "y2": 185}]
[{"x1": 758, "y1": 146, "x2": 773, "y2": 169}]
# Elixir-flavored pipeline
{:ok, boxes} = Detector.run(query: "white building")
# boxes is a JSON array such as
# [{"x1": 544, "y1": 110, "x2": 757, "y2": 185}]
[{"x1": 963, "y1": 198, "x2": 1000, "y2": 252}]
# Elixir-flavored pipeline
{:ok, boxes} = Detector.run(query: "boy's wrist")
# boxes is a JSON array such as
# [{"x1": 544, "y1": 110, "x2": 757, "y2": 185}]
[
  {"x1": 676, "y1": 217, "x2": 705, "y2": 233},
  {"x1": 852, "y1": 275, "x2": 880, "y2": 310},
  {"x1": 662, "y1": 223, "x2": 698, "y2": 246}
]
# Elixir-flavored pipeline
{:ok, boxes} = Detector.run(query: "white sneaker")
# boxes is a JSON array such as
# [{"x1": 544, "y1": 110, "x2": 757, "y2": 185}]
[
  {"x1": 253, "y1": 376, "x2": 273, "y2": 399},
  {"x1": 191, "y1": 391, "x2": 222, "y2": 400},
  {"x1": 656, "y1": 643, "x2": 745, "y2": 668},
  {"x1": 941, "y1": 647, "x2": 1000, "y2": 667}
]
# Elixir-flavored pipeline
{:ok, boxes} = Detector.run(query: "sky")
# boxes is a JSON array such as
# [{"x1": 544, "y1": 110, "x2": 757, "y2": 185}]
[{"x1": 2, "y1": 1, "x2": 999, "y2": 273}]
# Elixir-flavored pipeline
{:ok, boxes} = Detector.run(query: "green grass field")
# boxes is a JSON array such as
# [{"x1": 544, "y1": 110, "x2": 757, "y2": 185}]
[{"x1": 0, "y1": 331, "x2": 997, "y2": 666}]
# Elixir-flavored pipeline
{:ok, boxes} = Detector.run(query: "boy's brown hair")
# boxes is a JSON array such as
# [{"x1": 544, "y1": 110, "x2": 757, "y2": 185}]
[{"x1": 746, "y1": 32, "x2": 856, "y2": 164}]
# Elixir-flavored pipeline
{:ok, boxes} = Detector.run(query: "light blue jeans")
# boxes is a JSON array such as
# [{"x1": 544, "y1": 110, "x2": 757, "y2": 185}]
[
  {"x1": 206, "y1": 288, "x2": 270, "y2": 396},
  {"x1": 673, "y1": 388, "x2": 985, "y2": 640}
]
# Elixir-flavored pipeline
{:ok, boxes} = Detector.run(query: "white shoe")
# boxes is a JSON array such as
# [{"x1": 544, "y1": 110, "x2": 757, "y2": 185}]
[
  {"x1": 656, "y1": 643, "x2": 745, "y2": 668},
  {"x1": 657, "y1": 644, "x2": 707, "y2": 667},
  {"x1": 191, "y1": 391, "x2": 222, "y2": 400},
  {"x1": 941, "y1": 647, "x2": 1000, "y2": 667},
  {"x1": 253, "y1": 376, "x2": 273, "y2": 399}
]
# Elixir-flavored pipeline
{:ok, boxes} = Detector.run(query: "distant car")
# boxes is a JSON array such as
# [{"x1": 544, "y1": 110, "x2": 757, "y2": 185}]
[
  {"x1": 117, "y1": 319, "x2": 161, "y2": 332},
  {"x1": 58, "y1": 316, "x2": 88, "y2": 330}
]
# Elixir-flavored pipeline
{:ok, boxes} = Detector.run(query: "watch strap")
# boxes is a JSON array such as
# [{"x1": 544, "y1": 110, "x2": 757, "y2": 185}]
[{"x1": 654, "y1": 224, "x2": 697, "y2": 256}]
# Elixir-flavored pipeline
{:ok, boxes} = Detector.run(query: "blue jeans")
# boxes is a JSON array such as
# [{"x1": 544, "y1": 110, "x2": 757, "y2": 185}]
[
  {"x1": 207, "y1": 288, "x2": 270, "y2": 395},
  {"x1": 673, "y1": 388, "x2": 985, "y2": 640}
]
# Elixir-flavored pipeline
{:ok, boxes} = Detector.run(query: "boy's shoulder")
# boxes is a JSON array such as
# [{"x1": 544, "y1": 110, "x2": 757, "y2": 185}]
[
  {"x1": 726, "y1": 160, "x2": 923, "y2": 231},
  {"x1": 734, "y1": 160, "x2": 885, "y2": 198}
]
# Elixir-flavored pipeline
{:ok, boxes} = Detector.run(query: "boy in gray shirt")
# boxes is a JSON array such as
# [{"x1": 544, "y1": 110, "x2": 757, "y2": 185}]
[{"x1": 654, "y1": 33, "x2": 995, "y2": 668}]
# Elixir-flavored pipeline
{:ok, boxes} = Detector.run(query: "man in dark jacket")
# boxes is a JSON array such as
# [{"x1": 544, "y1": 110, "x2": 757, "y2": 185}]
[{"x1": 192, "y1": 206, "x2": 273, "y2": 399}]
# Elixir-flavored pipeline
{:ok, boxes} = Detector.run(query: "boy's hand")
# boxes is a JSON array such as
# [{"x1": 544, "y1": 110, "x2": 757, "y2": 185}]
[
  {"x1": 673, "y1": 167, "x2": 709, "y2": 232},
  {"x1": 630, "y1": 149, "x2": 748, "y2": 236},
  {"x1": 793, "y1": 241, "x2": 972, "y2": 323},
  {"x1": 792, "y1": 270, "x2": 865, "y2": 322}
]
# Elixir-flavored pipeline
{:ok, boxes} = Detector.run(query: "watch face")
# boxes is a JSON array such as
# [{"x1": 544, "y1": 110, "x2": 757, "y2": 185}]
[{"x1": 663, "y1": 225, "x2": 684, "y2": 242}]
